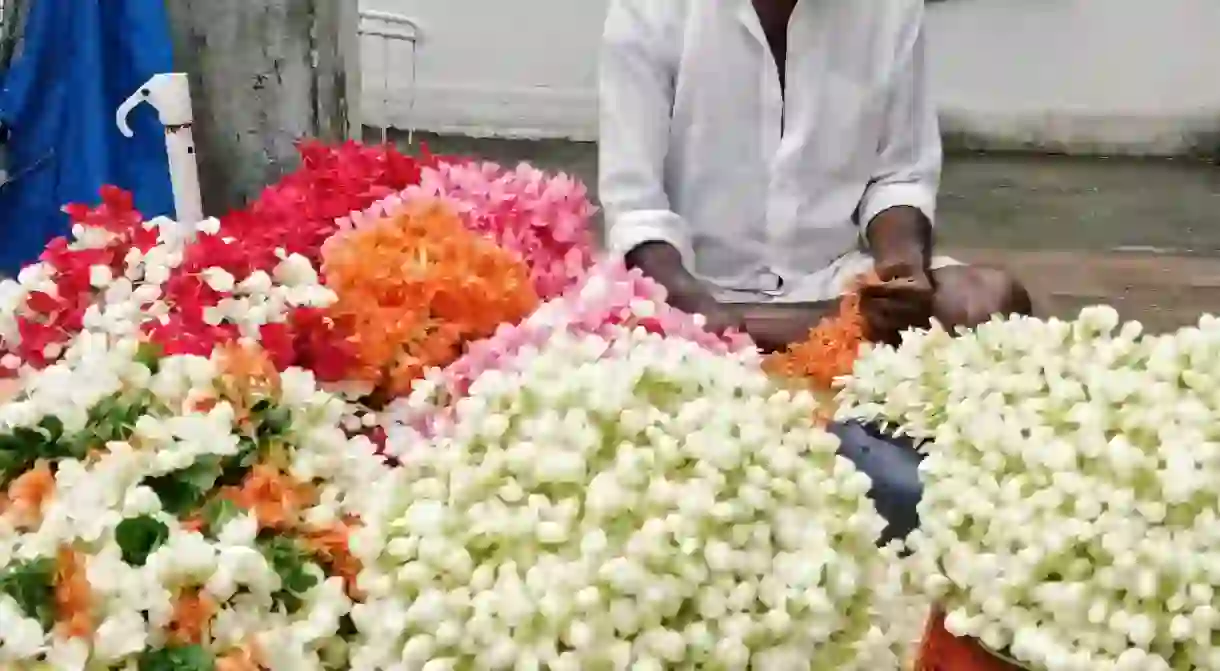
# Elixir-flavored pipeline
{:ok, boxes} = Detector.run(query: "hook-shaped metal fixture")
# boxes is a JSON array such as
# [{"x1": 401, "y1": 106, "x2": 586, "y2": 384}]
[{"x1": 116, "y1": 73, "x2": 203, "y2": 224}]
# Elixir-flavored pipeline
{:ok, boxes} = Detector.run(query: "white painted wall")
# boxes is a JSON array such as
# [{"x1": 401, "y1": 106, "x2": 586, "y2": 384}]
[{"x1": 359, "y1": 0, "x2": 1220, "y2": 155}]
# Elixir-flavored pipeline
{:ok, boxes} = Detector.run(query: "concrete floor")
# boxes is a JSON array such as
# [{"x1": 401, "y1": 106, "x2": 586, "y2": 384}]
[{"x1": 381, "y1": 129, "x2": 1220, "y2": 331}]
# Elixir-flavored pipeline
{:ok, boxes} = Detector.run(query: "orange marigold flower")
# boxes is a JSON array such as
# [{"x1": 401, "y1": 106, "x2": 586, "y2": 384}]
[
  {"x1": 301, "y1": 518, "x2": 363, "y2": 598},
  {"x1": 166, "y1": 588, "x2": 217, "y2": 645},
  {"x1": 54, "y1": 546, "x2": 93, "y2": 638},
  {"x1": 2, "y1": 460, "x2": 55, "y2": 528},
  {"x1": 216, "y1": 643, "x2": 264, "y2": 671},
  {"x1": 216, "y1": 342, "x2": 282, "y2": 419},
  {"x1": 322, "y1": 200, "x2": 539, "y2": 397},
  {"x1": 221, "y1": 465, "x2": 315, "y2": 532},
  {"x1": 763, "y1": 274, "x2": 877, "y2": 394}
]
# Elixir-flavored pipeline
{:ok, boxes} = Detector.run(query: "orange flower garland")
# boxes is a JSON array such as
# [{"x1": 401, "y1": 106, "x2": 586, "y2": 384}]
[
  {"x1": 212, "y1": 462, "x2": 364, "y2": 597},
  {"x1": 323, "y1": 200, "x2": 539, "y2": 398},
  {"x1": 2, "y1": 460, "x2": 55, "y2": 528},
  {"x1": 219, "y1": 464, "x2": 315, "y2": 532},
  {"x1": 763, "y1": 274, "x2": 878, "y2": 395},
  {"x1": 53, "y1": 546, "x2": 93, "y2": 638},
  {"x1": 300, "y1": 518, "x2": 363, "y2": 597},
  {"x1": 166, "y1": 589, "x2": 218, "y2": 645},
  {"x1": 216, "y1": 644, "x2": 264, "y2": 671}
]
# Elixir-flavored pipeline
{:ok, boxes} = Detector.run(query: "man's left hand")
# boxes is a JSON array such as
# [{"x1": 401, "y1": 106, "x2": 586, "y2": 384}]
[
  {"x1": 860, "y1": 256, "x2": 934, "y2": 344},
  {"x1": 861, "y1": 206, "x2": 935, "y2": 344}
]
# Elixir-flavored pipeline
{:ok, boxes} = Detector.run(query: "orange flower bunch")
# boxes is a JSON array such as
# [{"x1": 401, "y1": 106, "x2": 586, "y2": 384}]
[
  {"x1": 300, "y1": 518, "x2": 363, "y2": 595},
  {"x1": 215, "y1": 464, "x2": 363, "y2": 596},
  {"x1": 54, "y1": 546, "x2": 93, "y2": 638},
  {"x1": 219, "y1": 464, "x2": 315, "y2": 532},
  {"x1": 216, "y1": 643, "x2": 264, "y2": 671},
  {"x1": 1, "y1": 460, "x2": 55, "y2": 528},
  {"x1": 217, "y1": 342, "x2": 282, "y2": 412},
  {"x1": 166, "y1": 588, "x2": 218, "y2": 645},
  {"x1": 763, "y1": 274, "x2": 878, "y2": 393},
  {"x1": 323, "y1": 200, "x2": 539, "y2": 398}
]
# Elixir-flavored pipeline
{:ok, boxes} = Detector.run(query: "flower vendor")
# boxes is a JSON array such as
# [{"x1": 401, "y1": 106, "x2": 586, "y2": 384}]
[{"x1": 599, "y1": 0, "x2": 1032, "y2": 351}]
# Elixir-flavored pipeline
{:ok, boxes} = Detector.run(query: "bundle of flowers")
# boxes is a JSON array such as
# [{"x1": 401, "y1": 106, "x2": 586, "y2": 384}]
[
  {"x1": 338, "y1": 160, "x2": 596, "y2": 300},
  {"x1": 320, "y1": 200, "x2": 539, "y2": 399},
  {"x1": 0, "y1": 193, "x2": 343, "y2": 389},
  {"x1": 2, "y1": 143, "x2": 598, "y2": 398},
  {"x1": 0, "y1": 142, "x2": 433, "y2": 376},
  {"x1": 220, "y1": 141, "x2": 439, "y2": 271},
  {"x1": 142, "y1": 141, "x2": 439, "y2": 375},
  {"x1": 350, "y1": 325, "x2": 920, "y2": 669},
  {"x1": 384, "y1": 261, "x2": 752, "y2": 440},
  {"x1": 839, "y1": 307, "x2": 1220, "y2": 669},
  {"x1": 0, "y1": 187, "x2": 190, "y2": 373},
  {"x1": 764, "y1": 284, "x2": 870, "y2": 395},
  {"x1": 0, "y1": 333, "x2": 386, "y2": 668}
]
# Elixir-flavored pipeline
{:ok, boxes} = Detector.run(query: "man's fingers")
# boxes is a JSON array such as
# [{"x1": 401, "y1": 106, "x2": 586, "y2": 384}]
[
  {"x1": 861, "y1": 291, "x2": 934, "y2": 344},
  {"x1": 861, "y1": 278, "x2": 931, "y2": 300}
]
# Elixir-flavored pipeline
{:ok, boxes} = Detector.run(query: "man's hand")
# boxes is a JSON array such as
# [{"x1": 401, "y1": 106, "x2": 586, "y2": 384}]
[
  {"x1": 669, "y1": 286, "x2": 745, "y2": 335},
  {"x1": 626, "y1": 242, "x2": 744, "y2": 335},
  {"x1": 860, "y1": 260, "x2": 934, "y2": 344},
  {"x1": 742, "y1": 303, "x2": 837, "y2": 353},
  {"x1": 862, "y1": 206, "x2": 935, "y2": 343}
]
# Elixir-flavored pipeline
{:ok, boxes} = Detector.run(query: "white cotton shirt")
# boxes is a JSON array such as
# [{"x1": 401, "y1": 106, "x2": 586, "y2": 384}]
[{"x1": 599, "y1": 0, "x2": 943, "y2": 302}]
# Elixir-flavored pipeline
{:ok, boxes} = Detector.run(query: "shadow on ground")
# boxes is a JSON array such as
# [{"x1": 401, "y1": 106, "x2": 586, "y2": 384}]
[{"x1": 379, "y1": 128, "x2": 1220, "y2": 331}]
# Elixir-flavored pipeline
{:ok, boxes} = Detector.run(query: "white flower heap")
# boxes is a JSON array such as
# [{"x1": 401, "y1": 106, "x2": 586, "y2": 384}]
[
  {"x1": 0, "y1": 332, "x2": 385, "y2": 669},
  {"x1": 353, "y1": 326, "x2": 912, "y2": 670},
  {"x1": 839, "y1": 307, "x2": 1220, "y2": 670}
]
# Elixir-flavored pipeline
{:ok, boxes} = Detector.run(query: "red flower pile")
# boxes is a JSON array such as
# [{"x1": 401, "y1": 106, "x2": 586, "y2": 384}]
[
  {"x1": 1, "y1": 142, "x2": 442, "y2": 381},
  {"x1": 2, "y1": 186, "x2": 156, "y2": 371},
  {"x1": 145, "y1": 142, "x2": 442, "y2": 374}
]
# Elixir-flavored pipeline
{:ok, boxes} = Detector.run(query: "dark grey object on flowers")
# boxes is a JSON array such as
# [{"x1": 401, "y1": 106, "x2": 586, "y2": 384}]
[{"x1": 828, "y1": 421, "x2": 924, "y2": 545}]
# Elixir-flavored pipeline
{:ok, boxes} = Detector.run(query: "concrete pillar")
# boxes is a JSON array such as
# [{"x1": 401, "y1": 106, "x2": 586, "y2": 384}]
[
  {"x1": 166, "y1": 0, "x2": 360, "y2": 214},
  {"x1": 0, "y1": 0, "x2": 29, "y2": 72}
]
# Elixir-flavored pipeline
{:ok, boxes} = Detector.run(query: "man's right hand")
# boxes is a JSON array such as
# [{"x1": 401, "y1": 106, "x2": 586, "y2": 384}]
[
  {"x1": 670, "y1": 288, "x2": 745, "y2": 336},
  {"x1": 625, "y1": 241, "x2": 744, "y2": 336}
]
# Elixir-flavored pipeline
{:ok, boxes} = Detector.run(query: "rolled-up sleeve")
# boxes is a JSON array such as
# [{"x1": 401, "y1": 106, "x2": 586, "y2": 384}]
[
  {"x1": 598, "y1": 0, "x2": 693, "y2": 264},
  {"x1": 859, "y1": 6, "x2": 942, "y2": 232}
]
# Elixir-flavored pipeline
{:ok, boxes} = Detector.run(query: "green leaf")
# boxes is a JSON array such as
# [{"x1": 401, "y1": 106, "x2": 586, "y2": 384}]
[
  {"x1": 135, "y1": 342, "x2": 164, "y2": 374},
  {"x1": 0, "y1": 415, "x2": 77, "y2": 483},
  {"x1": 82, "y1": 395, "x2": 148, "y2": 444},
  {"x1": 213, "y1": 440, "x2": 261, "y2": 488},
  {"x1": 199, "y1": 497, "x2": 241, "y2": 536},
  {"x1": 252, "y1": 400, "x2": 293, "y2": 441},
  {"x1": 136, "y1": 644, "x2": 215, "y2": 671},
  {"x1": 115, "y1": 515, "x2": 170, "y2": 566},
  {"x1": 0, "y1": 558, "x2": 56, "y2": 629},
  {"x1": 258, "y1": 536, "x2": 319, "y2": 612},
  {"x1": 146, "y1": 459, "x2": 223, "y2": 515}
]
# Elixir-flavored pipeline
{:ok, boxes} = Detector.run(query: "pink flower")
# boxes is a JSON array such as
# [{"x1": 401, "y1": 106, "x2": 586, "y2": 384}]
[
  {"x1": 343, "y1": 161, "x2": 597, "y2": 300},
  {"x1": 396, "y1": 261, "x2": 751, "y2": 436}
]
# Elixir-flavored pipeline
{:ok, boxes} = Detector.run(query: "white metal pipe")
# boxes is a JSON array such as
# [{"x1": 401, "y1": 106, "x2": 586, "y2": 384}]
[
  {"x1": 359, "y1": 9, "x2": 422, "y2": 33},
  {"x1": 116, "y1": 73, "x2": 204, "y2": 225}
]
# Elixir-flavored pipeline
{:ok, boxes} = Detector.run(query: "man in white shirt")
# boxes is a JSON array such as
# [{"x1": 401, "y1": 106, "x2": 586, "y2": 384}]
[{"x1": 599, "y1": 0, "x2": 1030, "y2": 350}]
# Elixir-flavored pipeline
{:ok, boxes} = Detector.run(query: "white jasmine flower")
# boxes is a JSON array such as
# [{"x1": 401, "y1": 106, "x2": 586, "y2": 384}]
[
  {"x1": 357, "y1": 326, "x2": 917, "y2": 668},
  {"x1": 89, "y1": 265, "x2": 114, "y2": 289},
  {"x1": 840, "y1": 308, "x2": 1220, "y2": 669}
]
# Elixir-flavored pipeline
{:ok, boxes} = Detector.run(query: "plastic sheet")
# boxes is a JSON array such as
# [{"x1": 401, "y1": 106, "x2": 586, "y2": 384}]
[
  {"x1": 829, "y1": 420, "x2": 925, "y2": 544},
  {"x1": 0, "y1": 0, "x2": 175, "y2": 275}
]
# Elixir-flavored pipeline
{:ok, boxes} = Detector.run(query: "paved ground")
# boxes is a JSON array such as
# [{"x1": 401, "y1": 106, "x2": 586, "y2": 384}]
[{"x1": 387, "y1": 130, "x2": 1220, "y2": 332}]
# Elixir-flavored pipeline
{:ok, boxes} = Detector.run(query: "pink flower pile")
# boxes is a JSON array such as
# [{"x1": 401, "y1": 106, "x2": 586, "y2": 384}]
[
  {"x1": 386, "y1": 261, "x2": 751, "y2": 437},
  {"x1": 338, "y1": 161, "x2": 596, "y2": 300}
]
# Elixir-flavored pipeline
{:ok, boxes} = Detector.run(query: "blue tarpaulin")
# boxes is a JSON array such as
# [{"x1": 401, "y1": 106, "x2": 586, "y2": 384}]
[{"x1": 0, "y1": 0, "x2": 176, "y2": 275}]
